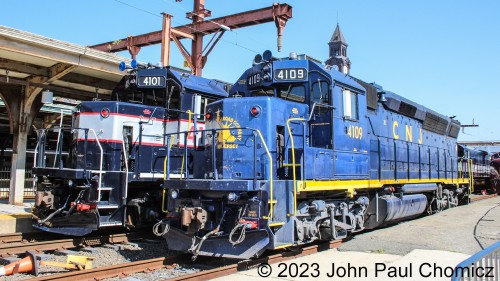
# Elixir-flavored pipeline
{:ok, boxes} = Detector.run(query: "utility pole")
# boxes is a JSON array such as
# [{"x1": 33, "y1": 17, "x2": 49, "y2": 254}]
[
  {"x1": 90, "y1": 2, "x2": 292, "y2": 76},
  {"x1": 461, "y1": 119, "x2": 479, "y2": 133}
]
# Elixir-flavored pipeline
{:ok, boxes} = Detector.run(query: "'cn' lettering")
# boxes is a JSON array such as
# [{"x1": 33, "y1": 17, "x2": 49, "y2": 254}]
[{"x1": 393, "y1": 121, "x2": 399, "y2": 140}]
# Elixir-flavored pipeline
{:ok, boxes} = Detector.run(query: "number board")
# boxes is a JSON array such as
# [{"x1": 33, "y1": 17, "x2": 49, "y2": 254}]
[
  {"x1": 274, "y1": 68, "x2": 307, "y2": 81},
  {"x1": 138, "y1": 76, "x2": 166, "y2": 87},
  {"x1": 246, "y1": 73, "x2": 262, "y2": 88}
]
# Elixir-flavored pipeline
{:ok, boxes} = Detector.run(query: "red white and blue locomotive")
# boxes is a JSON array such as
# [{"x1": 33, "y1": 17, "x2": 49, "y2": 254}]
[
  {"x1": 32, "y1": 62, "x2": 228, "y2": 235},
  {"x1": 159, "y1": 51, "x2": 472, "y2": 259}
]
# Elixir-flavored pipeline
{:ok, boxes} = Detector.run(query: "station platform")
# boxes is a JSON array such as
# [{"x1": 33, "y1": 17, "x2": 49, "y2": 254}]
[
  {"x1": 215, "y1": 195, "x2": 500, "y2": 281},
  {"x1": 0, "y1": 199, "x2": 35, "y2": 234}
]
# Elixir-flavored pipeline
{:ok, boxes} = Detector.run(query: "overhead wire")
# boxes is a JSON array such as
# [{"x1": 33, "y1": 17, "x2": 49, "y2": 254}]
[{"x1": 112, "y1": 0, "x2": 262, "y2": 54}]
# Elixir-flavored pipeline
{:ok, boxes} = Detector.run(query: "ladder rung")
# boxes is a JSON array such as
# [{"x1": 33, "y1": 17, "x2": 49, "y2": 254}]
[
  {"x1": 268, "y1": 200, "x2": 277, "y2": 204},
  {"x1": 283, "y1": 164, "x2": 301, "y2": 167},
  {"x1": 99, "y1": 222, "x2": 122, "y2": 227},
  {"x1": 269, "y1": 222, "x2": 285, "y2": 227},
  {"x1": 99, "y1": 187, "x2": 113, "y2": 191},
  {"x1": 97, "y1": 205, "x2": 119, "y2": 209}
]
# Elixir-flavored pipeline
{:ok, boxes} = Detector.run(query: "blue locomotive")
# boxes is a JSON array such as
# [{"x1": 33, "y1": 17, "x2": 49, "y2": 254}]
[
  {"x1": 32, "y1": 62, "x2": 228, "y2": 235},
  {"x1": 159, "y1": 51, "x2": 472, "y2": 259}
]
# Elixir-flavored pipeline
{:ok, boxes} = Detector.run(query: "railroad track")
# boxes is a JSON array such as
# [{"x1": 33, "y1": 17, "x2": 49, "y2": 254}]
[
  {"x1": 27, "y1": 240, "x2": 342, "y2": 281},
  {"x1": 0, "y1": 231, "x2": 61, "y2": 244},
  {"x1": 0, "y1": 232, "x2": 28, "y2": 244},
  {"x1": 0, "y1": 231, "x2": 153, "y2": 257},
  {"x1": 29, "y1": 256, "x2": 185, "y2": 281}
]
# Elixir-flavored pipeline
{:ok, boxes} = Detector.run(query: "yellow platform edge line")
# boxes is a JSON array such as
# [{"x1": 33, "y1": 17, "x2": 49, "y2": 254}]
[{"x1": 0, "y1": 213, "x2": 31, "y2": 219}]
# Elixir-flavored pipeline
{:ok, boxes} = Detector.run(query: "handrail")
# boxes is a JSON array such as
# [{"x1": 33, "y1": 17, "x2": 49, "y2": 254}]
[
  {"x1": 52, "y1": 110, "x2": 64, "y2": 168},
  {"x1": 161, "y1": 127, "x2": 274, "y2": 219},
  {"x1": 468, "y1": 158, "x2": 474, "y2": 193},
  {"x1": 121, "y1": 132, "x2": 129, "y2": 200},
  {"x1": 254, "y1": 129, "x2": 273, "y2": 220},
  {"x1": 451, "y1": 241, "x2": 500, "y2": 280},
  {"x1": 286, "y1": 117, "x2": 306, "y2": 216},
  {"x1": 33, "y1": 127, "x2": 105, "y2": 200},
  {"x1": 163, "y1": 135, "x2": 176, "y2": 181},
  {"x1": 88, "y1": 129, "x2": 104, "y2": 201},
  {"x1": 33, "y1": 129, "x2": 45, "y2": 168},
  {"x1": 181, "y1": 110, "x2": 194, "y2": 178}
]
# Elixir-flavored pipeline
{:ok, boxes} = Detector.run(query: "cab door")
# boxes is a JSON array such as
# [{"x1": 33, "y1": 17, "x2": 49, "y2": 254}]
[
  {"x1": 309, "y1": 72, "x2": 335, "y2": 179},
  {"x1": 309, "y1": 72, "x2": 332, "y2": 148}
]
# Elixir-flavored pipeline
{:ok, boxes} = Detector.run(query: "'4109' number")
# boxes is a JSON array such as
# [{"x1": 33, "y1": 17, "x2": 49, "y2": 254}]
[
  {"x1": 274, "y1": 68, "x2": 307, "y2": 81},
  {"x1": 347, "y1": 125, "x2": 363, "y2": 139}
]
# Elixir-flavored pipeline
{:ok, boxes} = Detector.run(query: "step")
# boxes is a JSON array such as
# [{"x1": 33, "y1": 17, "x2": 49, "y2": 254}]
[
  {"x1": 96, "y1": 204, "x2": 119, "y2": 209},
  {"x1": 283, "y1": 163, "x2": 301, "y2": 167},
  {"x1": 99, "y1": 221, "x2": 123, "y2": 227},
  {"x1": 99, "y1": 187, "x2": 113, "y2": 191},
  {"x1": 274, "y1": 242, "x2": 292, "y2": 250}
]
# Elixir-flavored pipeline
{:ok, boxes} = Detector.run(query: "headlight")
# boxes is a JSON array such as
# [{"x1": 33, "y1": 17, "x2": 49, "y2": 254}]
[
  {"x1": 170, "y1": 189, "x2": 179, "y2": 199},
  {"x1": 228, "y1": 192, "x2": 239, "y2": 202}
]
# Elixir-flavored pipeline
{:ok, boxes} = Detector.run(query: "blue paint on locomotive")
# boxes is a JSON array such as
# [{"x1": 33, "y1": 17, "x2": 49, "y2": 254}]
[
  {"x1": 162, "y1": 53, "x2": 467, "y2": 259},
  {"x1": 210, "y1": 58, "x2": 459, "y2": 183}
]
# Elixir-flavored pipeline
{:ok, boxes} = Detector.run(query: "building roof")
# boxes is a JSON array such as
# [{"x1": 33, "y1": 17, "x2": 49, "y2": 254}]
[{"x1": 329, "y1": 24, "x2": 347, "y2": 45}]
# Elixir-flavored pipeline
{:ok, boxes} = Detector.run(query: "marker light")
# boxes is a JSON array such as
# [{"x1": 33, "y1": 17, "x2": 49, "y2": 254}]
[
  {"x1": 100, "y1": 108, "x2": 110, "y2": 118},
  {"x1": 118, "y1": 61, "x2": 126, "y2": 71},
  {"x1": 205, "y1": 112, "x2": 212, "y2": 120},
  {"x1": 250, "y1": 105, "x2": 261, "y2": 117},
  {"x1": 131, "y1": 59, "x2": 138, "y2": 68}
]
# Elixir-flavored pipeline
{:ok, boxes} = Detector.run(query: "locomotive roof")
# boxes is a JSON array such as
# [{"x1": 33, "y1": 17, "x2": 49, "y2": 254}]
[{"x1": 169, "y1": 69, "x2": 229, "y2": 98}]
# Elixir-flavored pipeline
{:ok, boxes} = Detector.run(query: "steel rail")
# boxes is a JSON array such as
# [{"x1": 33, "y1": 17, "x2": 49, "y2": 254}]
[
  {"x1": 30, "y1": 256, "x2": 187, "y2": 281},
  {"x1": 170, "y1": 240, "x2": 343, "y2": 281},
  {"x1": 0, "y1": 233, "x2": 25, "y2": 244},
  {"x1": 27, "y1": 240, "x2": 341, "y2": 281},
  {"x1": 0, "y1": 232, "x2": 150, "y2": 257},
  {"x1": 0, "y1": 232, "x2": 62, "y2": 244}
]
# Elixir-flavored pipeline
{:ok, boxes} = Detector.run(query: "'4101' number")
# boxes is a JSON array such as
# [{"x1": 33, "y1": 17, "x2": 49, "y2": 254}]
[{"x1": 347, "y1": 125, "x2": 363, "y2": 139}]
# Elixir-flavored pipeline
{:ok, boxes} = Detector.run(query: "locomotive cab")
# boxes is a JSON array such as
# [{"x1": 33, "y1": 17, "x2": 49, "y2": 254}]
[{"x1": 32, "y1": 63, "x2": 228, "y2": 236}]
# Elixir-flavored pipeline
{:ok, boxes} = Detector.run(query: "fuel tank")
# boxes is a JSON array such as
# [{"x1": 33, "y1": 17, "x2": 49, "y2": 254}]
[{"x1": 365, "y1": 194, "x2": 427, "y2": 229}]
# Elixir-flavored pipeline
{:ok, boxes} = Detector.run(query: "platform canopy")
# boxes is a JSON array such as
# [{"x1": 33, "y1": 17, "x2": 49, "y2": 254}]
[
  {"x1": 0, "y1": 25, "x2": 130, "y2": 101},
  {"x1": 0, "y1": 25, "x2": 131, "y2": 205}
]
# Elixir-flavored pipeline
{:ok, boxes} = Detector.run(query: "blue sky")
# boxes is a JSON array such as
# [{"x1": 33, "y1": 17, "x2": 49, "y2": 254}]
[{"x1": 2, "y1": 0, "x2": 499, "y2": 142}]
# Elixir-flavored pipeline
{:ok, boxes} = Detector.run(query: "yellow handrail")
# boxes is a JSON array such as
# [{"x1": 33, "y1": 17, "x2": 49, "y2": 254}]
[
  {"x1": 161, "y1": 189, "x2": 168, "y2": 213},
  {"x1": 286, "y1": 117, "x2": 305, "y2": 216},
  {"x1": 468, "y1": 158, "x2": 475, "y2": 193}
]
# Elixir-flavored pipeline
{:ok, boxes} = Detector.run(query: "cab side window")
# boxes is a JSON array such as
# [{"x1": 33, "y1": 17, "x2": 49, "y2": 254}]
[
  {"x1": 311, "y1": 81, "x2": 329, "y2": 104},
  {"x1": 342, "y1": 89, "x2": 358, "y2": 120}
]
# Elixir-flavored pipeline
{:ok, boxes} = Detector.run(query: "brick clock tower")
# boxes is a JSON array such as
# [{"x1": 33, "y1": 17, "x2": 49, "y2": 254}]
[{"x1": 325, "y1": 24, "x2": 351, "y2": 74}]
